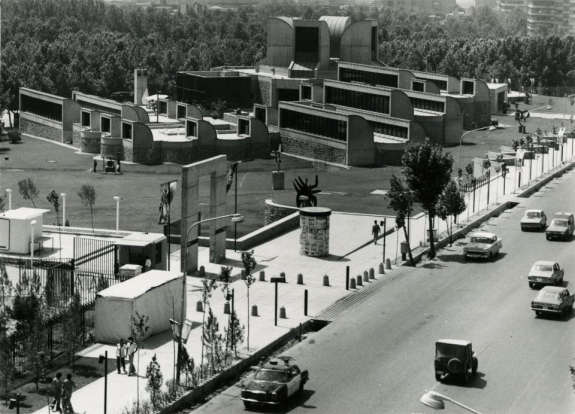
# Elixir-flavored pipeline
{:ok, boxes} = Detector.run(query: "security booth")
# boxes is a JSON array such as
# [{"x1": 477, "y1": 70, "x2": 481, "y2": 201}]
[
  {"x1": 115, "y1": 232, "x2": 168, "y2": 274},
  {"x1": 0, "y1": 208, "x2": 51, "y2": 254}
]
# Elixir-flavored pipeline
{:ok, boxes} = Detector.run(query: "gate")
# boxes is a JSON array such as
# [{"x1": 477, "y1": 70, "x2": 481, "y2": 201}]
[{"x1": 74, "y1": 237, "x2": 117, "y2": 275}]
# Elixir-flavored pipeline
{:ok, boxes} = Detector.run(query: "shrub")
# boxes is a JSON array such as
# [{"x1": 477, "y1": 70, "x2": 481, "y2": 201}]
[{"x1": 8, "y1": 131, "x2": 21, "y2": 144}]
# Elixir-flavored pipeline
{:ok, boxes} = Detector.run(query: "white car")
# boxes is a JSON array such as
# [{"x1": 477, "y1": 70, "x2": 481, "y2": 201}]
[
  {"x1": 463, "y1": 232, "x2": 502, "y2": 261},
  {"x1": 520, "y1": 209, "x2": 547, "y2": 231},
  {"x1": 528, "y1": 261, "x2": 564, "y2": 289}
]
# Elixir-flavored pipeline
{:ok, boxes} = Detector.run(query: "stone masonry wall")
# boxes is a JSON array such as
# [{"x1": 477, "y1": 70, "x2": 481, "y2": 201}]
[
  {"x1": 72, "y1": 127, "x2": 82, "y2": 148},
  {"x1": 258, "y1": 79, "x2": 271, "y2": 106},
  {"x1": 264, "y1": 199, "x2": 300, "y2": 226},
  {"x1": 21, "y1": 118, "x2": 62, "y2": 142},
  {"x1": 281, "y1": 135, "x2": 346, "y2": 165},
  {"x1": 80, "y1": 138, "x2": 101, "y2": 154},
  {"x1": 101, "y1": 142, "x2": 124, "y2": 160}
]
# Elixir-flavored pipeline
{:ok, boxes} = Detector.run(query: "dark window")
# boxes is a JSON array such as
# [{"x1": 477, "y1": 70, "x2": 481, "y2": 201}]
[
  {"x1": 422, "y1": 78, "x2": 447, "y2": 91},
  {"x1": 338, "y1": 68, "x2": 398, "y2": 88},
  {"x1": 278, "y1": 88, "x2": 300, "y2": 102},
  {"x1": 20, "y1": 94, "x2": 63, "y2": 122},
  {"x1": 155, "y1": 242, "x2": 162, "y2": 264},
  {"x1": 295, "y1": 27, "x2": 319, "y2": 62},
  {"x1": 75, "y1": 97, "x2": 121, "y2": 116},
  {"x1": 101, "y1": 117, "x2": 111, "y2": 133},
  {"x1": 410, "y1": 97, "x2": 445, "y2": 112},
  {"x1": 122, "y1": 122, "x2": 133, "y2": 139},
  {"x1": 371, "y1": 27, "x2": 377, "y2": 53},
  {"x1": 159, "y1": 101, "x2": 168, "y2": 114},
  {"x1": 187, "y1": 121, "x2": 197, "y2": 138},
  {"x1": 280, "y1": 108, "x2": 347, "y2": 142},
  {"x1": 325, "y1": 86, "x2": 390, "y2": 114},
  {"x1": 301, "y1": 85, "x2": 312, "y2": 100},
  {"x1": 81, "y1": 111, "x2": 91, "y2": 127},
  {"x1": 412, "y1": 81, "x2": 425, "y2": 92},
  {"x1": 128, "y1": 246, "x2": 144, "y2": 265},
  {"x1": 255, "y1": 107, "x2": 266, "y2": 123},
  {"x1": 238, "y1": 119, "x2": 250, "y2": 135},
  {"x1": 177, "y1": 105, "x2": 187, "y2": 119},
  {"x1": 462, "y1": 80, "x2": 475, "y2": 95},
  {"x1": 368, "y1": 121, "x2": 408, "y2": 138}
]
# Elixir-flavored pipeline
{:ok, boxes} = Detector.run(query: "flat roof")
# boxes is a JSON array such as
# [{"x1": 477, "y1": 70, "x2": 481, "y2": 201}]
[
  {"x1": 2, "y1": 208, "x2": 50, "y2": 220},
  {"x1": 117, "y1": 232, "x2": 166, "y2": 246},
  {"x1": 437, "y1": 339, "x2": 471, "y2": 346},
  {"x1": 97, "y1": 270, "x2": 182, "y2": 300}
]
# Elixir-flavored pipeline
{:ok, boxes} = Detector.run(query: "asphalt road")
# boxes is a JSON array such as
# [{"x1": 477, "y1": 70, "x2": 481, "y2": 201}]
[{"x1": 193, "y1": 169, "x2": 575, "y2": 414}]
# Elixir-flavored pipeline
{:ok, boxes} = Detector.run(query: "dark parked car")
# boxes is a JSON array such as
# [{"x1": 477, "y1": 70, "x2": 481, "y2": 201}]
[
  {"x1": 435, "y1": 339, "x2": 478, "y2": 384},
  {"x1": 241, "y1": 359, "x2": 309, "y2": 409}
]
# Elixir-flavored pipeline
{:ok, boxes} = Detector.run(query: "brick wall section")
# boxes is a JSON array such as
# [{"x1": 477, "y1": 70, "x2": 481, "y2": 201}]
[
  {"x1": 72, "y1": 126, "x2": 82, "y2": 148},
  {"x1": 281, "y1": 135, "x2": 346, "y2": 164},
  {"x1": 80, "y1": 138, "x2": 101, "y2": 154},
  {"x1": 264, "y1": 199, "x2": 300, "y2": 226},
  {"x1": 21, "y1": 118, "x2": 62, "y2": 142},
  {"x1": 258, "y1": 79, "x2": 271, "y2": 106},
  {"x1": 375, "y1": 148, "x2": 404, "y2": 166},
  {"x1": 101, "y1": 142, "x2": 124, "y2": 160}
]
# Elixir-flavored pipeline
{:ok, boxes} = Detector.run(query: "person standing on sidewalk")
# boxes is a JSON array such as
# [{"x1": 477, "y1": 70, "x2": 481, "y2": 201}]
[
  {"x1": 62, "y1": 373, "x2": 76, "y2": 414},
  {"x1": 93, "y1": 159, "x2": 97, "y2": 173},
  {"x1": 51, "y1": 372, "x2": 63, "y2": 412},
  {"x1": 372, "y1": 220, "x2": 381, "y2": 245},
  {"x1": 116, "y1": 338, "x2": 127, "y2": 374},
  {"x1": 127, "y1": 336, "x2": 138, "y2": 376}
]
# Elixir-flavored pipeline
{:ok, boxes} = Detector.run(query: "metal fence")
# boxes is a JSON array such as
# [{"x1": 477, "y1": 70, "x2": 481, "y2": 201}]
[
  {"x1": 74, "y1": 237, "x2": 117, "y2": 274},
  {"x1": 460, "y1": 173, "x2": 491, "y2": 194}
]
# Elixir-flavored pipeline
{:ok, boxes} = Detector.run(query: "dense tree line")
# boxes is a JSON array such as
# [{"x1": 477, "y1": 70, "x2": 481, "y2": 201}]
[{"x1": 0, "y1": 0, "x2": 572, "y2": 114}]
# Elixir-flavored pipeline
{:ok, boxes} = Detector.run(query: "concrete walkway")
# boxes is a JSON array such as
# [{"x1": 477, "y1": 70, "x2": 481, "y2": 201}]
[{"x1": 30, "y1": 138, "x2": 575, "y2": 414}]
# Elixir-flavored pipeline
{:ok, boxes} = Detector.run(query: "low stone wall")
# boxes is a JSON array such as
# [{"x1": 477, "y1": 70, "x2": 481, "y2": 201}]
[
  {"x1": 72, "y1": 124, "x2": 82, "y2": 148},
  {"x1": 101, "y1": 138, "x2": 124, "y2": 160},
  {"x1": 281, "y1": 135, "x2": 346, "y2": 165},
  {"x1": 20, "y1": 116, "x2": 62, "y2": 142},
  {"x1": 264, "y1": 199, "x2": 299, "y2": 226},
  {"x1": 80, "y1": 131, "x2": 101, "y2": 154}
]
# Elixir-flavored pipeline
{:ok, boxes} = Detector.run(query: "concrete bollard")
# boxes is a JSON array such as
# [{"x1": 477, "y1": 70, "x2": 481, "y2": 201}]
[
  {"x1": 379, "y1": 263, "x2": 385, "y2": 274},
  {"x1": 350, "y1": 278, "x2": 356, "y2": 289},
  {"x1": 241, "y1": 270, "x2": 246, "y2": 280},
  {"x1": 259, "y1": 270, "x2": 266, "y2": 282},
  {"x1": 224, "y1": 302, "x2": 230, "y2": 314},
  {"x1": 323, "y1": 275, "x2": 330, "y2": 286},
  {"x1": 297, "y1": 273, "x2": 304, "y2": 285},
  {"x1": 357, "y1": 275, "x2": 363, "y2": 287},
  {"x1": 279, "y1": 306, "x2": 287, "y2": 319},
  {"x1": 280, "y1": 272, "x2": 286, "y2": 280},
  {"x1": 363, "y1": 271, "x2": 369, "y2": 283},
  {"x1": 196, "y1": 300, "x2": 203, "y2": 312},
  {"x1": 251, "y1": 305, "x2": 258, "y2": 317},
  {"x1": 199, "y1": 266, "x2": 205, "y2": 277},
  {"x1": 369, "y1": 268, "x2": 375, "y2": 279},
  {"x1": 386, "y1": 258, "x2": 392, "y2": 270}
]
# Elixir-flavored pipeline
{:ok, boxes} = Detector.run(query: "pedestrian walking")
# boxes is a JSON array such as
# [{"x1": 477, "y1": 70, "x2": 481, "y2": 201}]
[
  {"x1": 127, "y1": 336, "x2": 138, "y2": 376},
  {"x1": 62, "y1": 373, "x2": 76, "y2": 414},
  {"x1": 51, "y1": 372, "x2": 63, "y2": 412},
  {"x1": 93, "y1": 159, "x2": 97, "y2": 173},
  {"x1": 372, "y1": 220, "x2": 381, "y2": 245},
  {"x1": 116, "y1": 338, "x2": 127, "y2": 374}
]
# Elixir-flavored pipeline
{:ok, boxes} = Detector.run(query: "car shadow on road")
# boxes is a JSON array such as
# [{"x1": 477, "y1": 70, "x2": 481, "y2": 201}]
[
  {"x1": 441, "y1": 372, "x2": 487, "y2": 389},
  {"x1": 249, "y1": 390, "x2": 317, "y2": 412},
  {"x1": 435, "y1": 252, "x2": 508, "y2": 264},
  {"x1": 534, "y1": 308, "x2": 575, "y2": 322}
]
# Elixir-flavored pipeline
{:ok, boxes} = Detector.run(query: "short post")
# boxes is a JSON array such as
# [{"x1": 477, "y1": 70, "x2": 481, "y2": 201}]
[
  {"x1": 224, "y1": 302, "x2": 230, "y2": 314},
  {"x1": 198, "y1": 266, "x2": 205, "y2": 277},
  {"x1": 280, "y1": 271, "x2": 286, "y2": 280},
  {"x1": 196, "y1": 300, "x2": 203, "y2": 312},
  {"x1": 472, "y1": 178, "x2": 476, "y2": 213},
  {"x1": 350, "y1": 278, "x2": 356, "y2": 289},
  {"x1": 363, "y1": 270, "x2": 369, "y2": 283},
  {"x1": 518, "y1": 171, "x2": 522, "y2": 188},
  {"x1": 386, "y1": 258, "x2": 392, "y2": 270},
  {"x1": 251, "y1": 305, "x2": 258, "y2": 316},
  {"x1": 356, "y1": 275, "x2": 363, "y2": 287},
  {"x1": 486, "y1": 171, "x2": 490, "y2": 206},
  {"x1": 297, "y1": 273, "x2": 304, "y2": 285},
  {"x1": 5, "y1": 189, "x2": 11, "y2": 210},
  {"x1": 279, "y1": 306, "x2": 287, "y2": 319},
  {"x1": 369, "y1": 268, "x2": 375, "y2": 279},
  {"x1": 259, "y1": 270, "x2": 265, "y2": 282},
  {"x1": 379, "y1": 263, "x2": 384, "y2": 274},
  {"x1": 304, "y1": 289, "x2": 308, "y2": 316},
  {"x1": 346, "y1": 266, "x2": 350, "y2": 290},
  {"x1": 382, "y1": 218, "x2": 387, "y2": 262},
  {"x1": 323, "y1": 275, "x2": 330, "y2": 286}
]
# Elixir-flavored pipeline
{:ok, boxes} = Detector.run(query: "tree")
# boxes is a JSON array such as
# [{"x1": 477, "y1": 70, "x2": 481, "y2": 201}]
[
  {"x1": 203, "y1": 307, "x2": 227, "y2": 376},
  {"x1": 18, "y1": 178, "x2": 39, "y2": 207},
  {"x1": 225, "y1": 310, "x2": 245, "y2": 359},
  {"x1": 437, "y1": 181, "x2": 466, "y2": 246},
  {"x1": 465, "y1": 161, "x2": 474, "y2": 183},
  {"x1": 0, "y1": 262, "x2": 13, "y2": 314},
  {"x1": 11, "y1": 271, "x2": 42, "y2": 333},
  {"x1": 146, "y1": 354, "x2": 163, "y2": 409},
  {"x1": 200, "y1": 278, "x2": 217, "y2": 377},
  {"x1": 24, "y1": 312, "x2": 49, "y2": 390},
  {"x1": 46, "y1": 190, "x2": 61, "y2": 226},
  {"x1": 77, "y1": 184, "x2": 97, "y2": 232},
  {"x1": 387, "y1": 175, "x2": 416, "y2": 266},
  {"x1": 241, "y1": 250, "x2": 257, "y2": 351},
  {"x1": 401, "y1": 139, "x2": 454, "y2": 259},
  {"x1": 131, "y1": 311, "x2": 150, "y2": 414},
  {"x1": 62, "y1": 292, "x2": 83, "y2": 370},
  {"x1": 0, "y1": 330, "x2": 14, "y2": 403}
]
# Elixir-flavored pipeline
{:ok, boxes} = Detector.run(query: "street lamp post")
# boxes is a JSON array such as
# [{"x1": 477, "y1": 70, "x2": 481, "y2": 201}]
[
  {"x1": 458, "y1": 126, "x2": 497, "y2": 168},
  {"x1": 113, "y1": 196, "x2": 121, "y2": 234},
  {"x1": 8, "y1": 393, "x2": 20, "y2": 414},
  {"x1": 5, "y1": 188, "x2": 11, "y2": 210},
  {"x1": 420, "y1": 390, "x2": 482, "y2": 414},
  {"x1": 61, "y1": 193, "x2": 66, "y2": 226},
  {"x1": 30, "y1": 220, "x2": 37, "y2": 263},
  {"x1": 98, "y1": 351, "x2": 108, "y2": 414},
  {"x1": 178, "y1": 213, "x2": 244, "y2": 385}
]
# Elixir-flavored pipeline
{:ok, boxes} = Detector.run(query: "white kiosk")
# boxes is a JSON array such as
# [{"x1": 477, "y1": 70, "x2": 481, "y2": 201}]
[{"x1": 0, "y1": 208, "x2": 50, "y2": 254}]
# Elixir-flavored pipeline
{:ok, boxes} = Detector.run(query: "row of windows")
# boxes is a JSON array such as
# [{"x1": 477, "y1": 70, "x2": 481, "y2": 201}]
[
  {"x1": 339, "y1": 68, "x2": 399, "y2": 88},
  {"x1": 280, "y1": 108, "x2": 347, "y2": 142},
  {"x1": 462, "y1": 80, "x2": 475, "y2": 95},
  {"x1": 325, "y1": 86, "x2": 390, "y2": 114},
  {"x1": 410, "y1": 97, "x2": 445, "y2": 113},
  {"x1": 421, "y1": 78, "x2": 447, "y2": 91},
  {"x1": 76, "y1": 98, "x2": 121, "y2": 116},
  {"x1": 368, "y1": 121, "x2": 408, "y2": 139},
  {"x1": 21, "y1": 95, "x2": 62, "y2": 122}
]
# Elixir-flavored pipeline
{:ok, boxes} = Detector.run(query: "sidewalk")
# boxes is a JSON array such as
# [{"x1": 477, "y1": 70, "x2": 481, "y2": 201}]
[{"x1": 31, "y1": 137, "x2": 575, "y2": 414}]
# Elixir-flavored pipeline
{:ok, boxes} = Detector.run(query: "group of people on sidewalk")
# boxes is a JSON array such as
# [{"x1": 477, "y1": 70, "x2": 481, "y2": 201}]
[
  {"x1": 116, "y1": 337, "x2": 138, "y2": 376},
  {"x1": 50, "y1": 373, "x2": 76, "y2": 413}
]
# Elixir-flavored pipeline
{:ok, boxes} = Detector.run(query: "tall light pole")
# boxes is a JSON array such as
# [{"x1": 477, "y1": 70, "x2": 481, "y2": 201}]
[
  {"x1": 5, "y1": 188, "x2": 11, "y2": 210},
  {"x1": 458, "y1": 126, "x2": 496, "y2": 168},
  {"x1": 113, "y1": 196, "x2": 121, "y2": 234},
  {"x1": 61, "y1": 193, "x2": 66, "y2": 226},
  {"x1": 420, "y1": 390, "x2": 482, "y2": 414},
  {"x1": 30, "y1": 220, "x2": 37, "y2": 263},
  {"x1": 177, "y1": 213, "x2": 244, "y2": 385}
]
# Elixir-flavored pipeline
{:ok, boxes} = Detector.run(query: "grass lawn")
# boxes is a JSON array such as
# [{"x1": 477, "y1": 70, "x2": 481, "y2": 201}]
[
  {"x1": 0, "y1": 108, "x2": 565, "y2": 244},
  {"x1": 0, "y1": 356, "x2": 116, "y2": 414}
]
